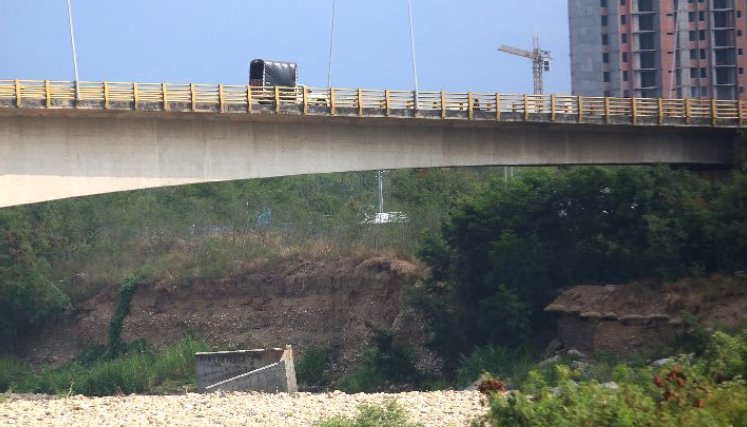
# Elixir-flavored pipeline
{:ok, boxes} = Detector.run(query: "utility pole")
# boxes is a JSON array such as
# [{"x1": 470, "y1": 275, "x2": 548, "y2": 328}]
[{"x1": 498, "y1": 36, "x2": 551, "y2": 95}]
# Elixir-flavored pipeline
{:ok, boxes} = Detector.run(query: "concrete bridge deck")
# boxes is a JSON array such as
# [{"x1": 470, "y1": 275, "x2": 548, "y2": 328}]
[{"x1": 0, "y1": 79, "x2": 741, "y2": 208}]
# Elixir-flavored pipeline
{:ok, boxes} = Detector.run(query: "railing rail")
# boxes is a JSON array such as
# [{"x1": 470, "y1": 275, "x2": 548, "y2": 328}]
[{"x1": 0, "y1": 79, "x2": 744, "y2": 128}]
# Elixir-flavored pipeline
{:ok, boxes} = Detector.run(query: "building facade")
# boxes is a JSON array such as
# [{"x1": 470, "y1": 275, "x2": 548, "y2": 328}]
[{"x1": 569, "y1": 0, "x2": 747, "y2": 99}]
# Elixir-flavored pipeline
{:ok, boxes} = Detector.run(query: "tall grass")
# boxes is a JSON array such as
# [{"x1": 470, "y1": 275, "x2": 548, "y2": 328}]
[
  {"x1": 0, "y1": 336, "x2": 211, "y2": 396},
  {"x1": 456, "y1": 345, "x2": 539, "y2": 388}
]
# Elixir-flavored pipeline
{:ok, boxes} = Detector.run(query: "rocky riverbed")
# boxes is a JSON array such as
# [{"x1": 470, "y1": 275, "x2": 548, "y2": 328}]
[{"x1": 0, "y1": 391, "x2": 487, "y2": 426}]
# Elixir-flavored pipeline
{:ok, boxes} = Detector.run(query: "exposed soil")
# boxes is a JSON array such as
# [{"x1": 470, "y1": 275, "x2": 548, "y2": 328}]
[
  {"x1": 548, "y1": 275, "x2": 747, "y2": 328},
  {"x1": 22, "y1": 256, "x2": 433, "y2": 375}
]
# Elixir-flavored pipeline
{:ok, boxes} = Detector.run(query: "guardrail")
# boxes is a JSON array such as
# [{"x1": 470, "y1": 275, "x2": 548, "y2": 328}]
[{"x1": 0, "y1": 79, "x2": 745, "y2": 128}]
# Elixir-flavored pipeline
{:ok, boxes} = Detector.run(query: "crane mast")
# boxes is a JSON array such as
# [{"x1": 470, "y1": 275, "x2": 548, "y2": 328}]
[{"x1": 498, "y1": 36, "x2": 551, "y2": 94}]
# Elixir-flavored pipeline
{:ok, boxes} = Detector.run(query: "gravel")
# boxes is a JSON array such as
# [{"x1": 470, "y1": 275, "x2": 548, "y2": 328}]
[{"x1": 0, "y1": 391, "x2": 487, "y2": 426}]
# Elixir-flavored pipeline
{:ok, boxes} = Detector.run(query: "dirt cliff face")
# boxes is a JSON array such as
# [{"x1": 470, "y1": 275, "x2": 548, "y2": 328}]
[{"x1": 23, "y1": 256, "x2": 427, "y2": 372}]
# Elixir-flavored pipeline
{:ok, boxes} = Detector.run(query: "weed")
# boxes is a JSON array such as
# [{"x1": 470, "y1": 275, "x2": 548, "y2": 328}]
[
  {"x1": 456, "y1": 345, "x2": 538, "y2": 388},
  {"x1": 296, "y1": 346, "x2": 329, "y2": 387},
  {"x1": 316, "y1": 400, "x2": 423, "y2": 427}
]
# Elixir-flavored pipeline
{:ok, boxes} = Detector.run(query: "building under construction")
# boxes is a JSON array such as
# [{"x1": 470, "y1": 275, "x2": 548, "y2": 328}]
[{"x1": 569, "y1": 0, "x2": 747, "y2": 99}]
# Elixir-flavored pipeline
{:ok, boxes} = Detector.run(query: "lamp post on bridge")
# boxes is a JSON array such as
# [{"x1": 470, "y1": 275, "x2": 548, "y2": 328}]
[{"x1": 65, "y1": 0, "x2": 80, "y2": 101}]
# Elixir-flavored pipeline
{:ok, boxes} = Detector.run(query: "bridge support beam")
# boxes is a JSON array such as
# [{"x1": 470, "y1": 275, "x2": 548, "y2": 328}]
[{"x1": 0, "y1": 110, "x2": 737, "y2": 207}]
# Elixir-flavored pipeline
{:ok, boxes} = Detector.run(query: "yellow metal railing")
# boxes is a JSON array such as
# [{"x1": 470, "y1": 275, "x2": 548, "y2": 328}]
[{"x1": 0, "y1": 79, "x2": 745, "y2": 128}]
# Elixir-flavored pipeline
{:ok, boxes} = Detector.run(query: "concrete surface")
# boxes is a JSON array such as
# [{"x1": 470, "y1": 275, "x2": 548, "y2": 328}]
[
  {"x1": 196, "y1": 346, "x2": 297, "y2": 394},
  {"x1": 0, "y1": 109, "x2": 737, "y2": 207}
]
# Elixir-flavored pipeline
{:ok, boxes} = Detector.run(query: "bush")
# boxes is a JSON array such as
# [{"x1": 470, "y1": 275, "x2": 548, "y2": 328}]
[
  {"x1": 0, "y1": 336, "x2": 210, "y2": 396},
  {"x1": 0, "y1": 356, "x2": 35, "y2": 392},
  {"x1": 339, "y1": 330, "x2": 421, "y2": 392},
  {"x1": 456, "y1": 345, "x2": 538, "y2": 388},
  {"x1": 296, "y1": 346, "x2": 329, "y2": 387},
  {"x1": 151, "y1": 335, "x2": 210, "y2": 386},
  {"x1": 316, "y1": 400, "x2": 423, "y2": 427},
  {"x1": 475, "y1": 326, "x2": 747, "y2": 427}
]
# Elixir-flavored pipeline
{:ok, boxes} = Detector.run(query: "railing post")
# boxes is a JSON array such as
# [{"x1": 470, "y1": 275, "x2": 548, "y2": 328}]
[
  {"x1": 385, "y1": 89, "x2": 391, "y2": 117},
  {"x1": 631, "y1": 97, "x2": 637, "y2": 125},
  {"x1": 711, "y1": 98, "x2": 718, "y2": 126},
  {"x1": 358, "y1": 88, "x2": 364, "y2": 116},
  {"x1": 330, "y1": 87, "x2": 336, "y2": 115},
  {"x1": 604, "y1": 97, "x2": 611, "y2": 124},
  {"x1": 468, "y1": 92, "x2": 474, "y2": 119},
  {"x1": 162, "y1": 83, "x2": 168, "y2": 111},
  {"x1": 14, "y1": 79, "x2": 20, "y2": 108},
  {"x1": 441, "y1": 91, "x2": 447, "y2": 118},
  {"x1": 302, "y1": 86, "x2": 308, "y2": 115},
  {"x1": 274, "y1": 86, "x2": 281, "y2": 114},
  {"x1": 218, "y1": 84, "x2": 225, "y2": 113},
  {"x1": 550, "y1": 94, "x2": 556, "y2": 122},
  {"x1": 524, "y1": 94, "x2": 530, "y2": 121},
  {"x1": 496, "y1": 93, "x2": 501, "y2": 121},
  {"x1": 577, "y1": 96, "x2": 583, "y2": 123},
  {"x1": 658, "y1": 98, "x2": 664, "y2": 125},
  {"x1": 190, "y1": 83, "x2": 196, "y2": 112},
  {"x1": 739, "y1": 99, "x2": 744, "y2": 127},
  {"x1": 133, "y1": 82, "x2": 139, "y2": 111},
  {"x1": 45, "y1": 80, "x2": 52, "y2": 109},
  {"x1": 104, "y1": 81, "x2": 110, "y2": 110},
  {"x1": 247, "y1": 85, "x2": 253, "y2": 113},
  {"x1": 685, "y1": 98, "x2": 691, "y2": 125}
]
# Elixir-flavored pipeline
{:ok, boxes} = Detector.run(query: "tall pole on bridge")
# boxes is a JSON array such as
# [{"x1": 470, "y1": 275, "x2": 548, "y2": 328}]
[
  {"x1": 327, "y1": 0, "x2": 337, "y2": 88},
  {"x1": 65, "y1": 0, "x2": 80, "y2": 100},
  {"x1": 407, "y1": 0, "x2": 419, "y2": 109}
]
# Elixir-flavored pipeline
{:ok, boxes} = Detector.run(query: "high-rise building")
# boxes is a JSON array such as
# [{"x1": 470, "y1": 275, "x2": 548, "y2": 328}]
[{"x1": 569, "y1": 0, "x2": 747, "y2": 99}]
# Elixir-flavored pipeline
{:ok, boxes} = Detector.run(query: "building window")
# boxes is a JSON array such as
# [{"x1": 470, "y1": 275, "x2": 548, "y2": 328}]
[
  {"x1": 603, "y1": 53, "x2": 610, "y2": 63},
  {"x1": 689, "y1": 31, "x2": 697, "y2": 41},
  {"x1": 690, "y1": 68, "x2": 699, "y2": 79},
  {"x1": 602, "y1": 15, "x2": 608, "y2": 25},
  {"x1": 602, "y1": 34, "x2": 609, "y2": 45},
  {"x1": 623, "y1": 70, "x2": 629, "y2": 81},
  {"x1": 621, "y1": 15, "x2": 627, "y2": 25},
  {"x1": 700, "y1": 67, "x2": 707, "y2": 78},
  {"x1": 601, "y1": 0, "x2": 607, "y2": 7},
  {"x1": 701, "y1": 49, "x2": 706, "y2": 59},
  {"x1": 621, "y1": 33, "x2": 627, "y2": 43},
  {"x1": 622, "y1": 52, "x2": 628, "y2": 62},
  {"x1": 699, "y1": 30, "x2": 706, "y2": 41}
]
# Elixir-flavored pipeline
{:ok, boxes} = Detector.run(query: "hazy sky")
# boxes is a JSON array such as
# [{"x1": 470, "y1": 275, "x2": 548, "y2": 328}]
[{"x1": 0, "y1": 1, "x2": 571, "y2": 94}]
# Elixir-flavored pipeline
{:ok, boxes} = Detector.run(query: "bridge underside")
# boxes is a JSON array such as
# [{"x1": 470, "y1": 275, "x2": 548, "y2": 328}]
[{"x1": 0, "y1": 109, "x2": 737, "y2": 207}]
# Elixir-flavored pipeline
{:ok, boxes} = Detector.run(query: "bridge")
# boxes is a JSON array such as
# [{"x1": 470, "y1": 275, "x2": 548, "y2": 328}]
[{"x1": 0, "y1": 79, "x2": 741, "y2": 207}]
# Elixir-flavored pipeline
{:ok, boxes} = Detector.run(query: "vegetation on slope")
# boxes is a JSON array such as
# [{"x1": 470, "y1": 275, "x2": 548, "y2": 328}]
[{"x1": 411, "y1": 164, "x2": 747, "y2": 369}]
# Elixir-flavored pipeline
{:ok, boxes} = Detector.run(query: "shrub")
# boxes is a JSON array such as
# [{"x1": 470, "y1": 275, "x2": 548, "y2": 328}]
[
  {"x1": 456, "y1": 345, "x2": 538, "y2": 387},
  {"x1": 316, "y1": 400, "x2": 423, "y2": 427},
  {"x1": 339, "y1": 330, "x2": 421, "y2": 392},
  {"x1": 476, "y1": 326, "x2": 747, "y2": 427},
  {"x1": 2, "y1": 336, "x2": 209, "y2": 396},
  {"x1": 296, "y1": 346, "x2": 329, "y2": 387},
  {"x1": 0, "y1": 356, "x2": 35, "y2": 392},
  {"x1": 151, "y1": 335, "x2": 210, "y2": 386}
]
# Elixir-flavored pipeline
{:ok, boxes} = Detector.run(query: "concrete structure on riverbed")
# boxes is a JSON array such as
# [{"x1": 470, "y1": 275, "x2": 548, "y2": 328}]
[{"x1": 196, "y1": 346, "x2": 297, "y2": 393}]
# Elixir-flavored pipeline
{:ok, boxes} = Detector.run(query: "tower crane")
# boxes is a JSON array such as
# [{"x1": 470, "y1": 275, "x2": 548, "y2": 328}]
[{"x1": 498, "y1": 36, "x2": 551, "y2": 95}]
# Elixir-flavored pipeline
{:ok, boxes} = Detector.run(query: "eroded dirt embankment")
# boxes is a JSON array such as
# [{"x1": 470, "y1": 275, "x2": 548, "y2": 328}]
[{"x1": 23, "y1": 256, "x2": 428, "y2": 372}]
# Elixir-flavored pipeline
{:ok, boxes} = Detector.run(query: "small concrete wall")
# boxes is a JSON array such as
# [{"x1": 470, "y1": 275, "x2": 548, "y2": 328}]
[{"x1": 196, "y1": 346, "x2": 297, "y2": 393}]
